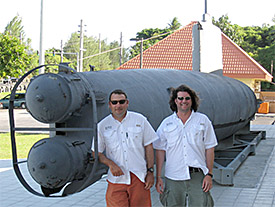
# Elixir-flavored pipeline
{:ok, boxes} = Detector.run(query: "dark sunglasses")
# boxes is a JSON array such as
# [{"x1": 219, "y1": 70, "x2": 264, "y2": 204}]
[
  {"x1": 177, "y1": 96, "x2": 191, "y2": 101},
  {"x1": 110, "y1": 99, "x2": 127, "y2": 105}
]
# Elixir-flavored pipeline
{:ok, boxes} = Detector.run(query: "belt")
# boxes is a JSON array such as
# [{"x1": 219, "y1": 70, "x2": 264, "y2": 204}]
[{"x1": 189, "y1": 167, "x2": 201, "y2": 173}]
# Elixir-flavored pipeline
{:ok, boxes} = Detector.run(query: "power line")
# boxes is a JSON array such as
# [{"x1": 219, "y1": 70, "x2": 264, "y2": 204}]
[
  {"x1": 81, "y1": 46, "x2": 121, "y2": 61},
  {"x1": 133, "y1": 31, "x2": 174, "y2": 44}
]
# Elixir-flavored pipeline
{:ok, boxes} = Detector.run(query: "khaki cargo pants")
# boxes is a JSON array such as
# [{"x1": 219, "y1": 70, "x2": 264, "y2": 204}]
[{"x1": 160, "y1": 172, "x2": 214, "y2": 207}]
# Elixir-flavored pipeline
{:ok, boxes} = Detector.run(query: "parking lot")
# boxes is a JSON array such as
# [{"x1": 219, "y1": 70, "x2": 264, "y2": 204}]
[
  {"x1": 0, "y1": 109, "x2": 48, "y2": 133},
  {"x1": 0, "y1": 81, "x2": 28, "y2": 93}
]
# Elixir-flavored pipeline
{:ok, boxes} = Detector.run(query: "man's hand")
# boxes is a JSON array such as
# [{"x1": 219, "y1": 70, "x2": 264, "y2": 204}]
[
  {"x1": 109, "y1": 162, "x2": 124, "y2": 177},
  {"x1": 155, "y1": 177, "x2": 164, "y2": 194},
  {"x1": 202, "y1": 175, "x2": 212, "y2": 192},
  {"x1": 144, "y1": 172, "x2": 154, "y2": 190},
  {"x1": 97, "y1": 152, "x2": 124, "y2": 177}
]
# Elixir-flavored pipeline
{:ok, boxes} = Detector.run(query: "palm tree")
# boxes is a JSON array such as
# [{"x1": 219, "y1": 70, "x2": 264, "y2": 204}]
[
  {"x1": 168, "y1": 17, "x2": 181, "y2": 31},
  {"x1": 4, "y1": 14, "x2": 25, "y2": 41}
]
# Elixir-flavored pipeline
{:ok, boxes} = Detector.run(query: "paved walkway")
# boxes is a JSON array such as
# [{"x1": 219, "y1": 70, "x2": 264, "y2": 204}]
[{"x1": 0, "y1": 124, "x2": 275, "y2": 207}]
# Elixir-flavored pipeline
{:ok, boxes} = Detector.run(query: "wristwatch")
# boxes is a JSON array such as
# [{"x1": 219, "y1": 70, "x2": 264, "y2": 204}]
[
  {"x1": 206, "y1": 173, "x2": 213, "y2": 178},
  {"x1": 147, "y1": 167, "x2": 154, "y2": 173}
]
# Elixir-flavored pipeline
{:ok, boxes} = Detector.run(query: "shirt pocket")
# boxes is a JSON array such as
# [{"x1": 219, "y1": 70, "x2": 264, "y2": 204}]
[
  {"x1": 128, "y1": 126, "x2": 143, "y2": 148},
  {"x1": 187, "y1": 124, "x2": 205, "y2": 145},
  {"x1": 163, "y1": 124, "x2": 179, "y2": 148},
  {"x1": 103, "y1": 130, "x2": 119, "y2": 152}
]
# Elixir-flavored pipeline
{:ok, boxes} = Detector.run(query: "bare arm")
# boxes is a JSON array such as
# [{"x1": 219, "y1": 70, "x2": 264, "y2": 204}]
[
  {"x1": 155, "y1": 149, "x2": 165, "y2": 194},
  {"x1": 145, "y1": 143, "x2": 154, "y2": 170},
  {"x1": 144, "y1": 143, "x2": 154, "y2": 190},
  {"x1": 206, "y1": 147, "x2": 215, "y2": 175},
  {"x1": 93, "y1": 151, "x2": 124, "y2": 176},
  {"x1": 202, "y1": 147, "x2": 215, "y2": 192}
]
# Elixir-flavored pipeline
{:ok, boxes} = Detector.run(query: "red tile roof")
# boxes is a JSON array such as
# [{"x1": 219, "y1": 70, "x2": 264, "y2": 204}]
[
  {"x1": 222, "y1": 33, "x2": 272, "y2": 81},
  {"x1": 118, "y1": 21, "x2": 196, "y2": 70},
  {"x1": 117, "y1": 22, "x2": 272, "y2": 82}
]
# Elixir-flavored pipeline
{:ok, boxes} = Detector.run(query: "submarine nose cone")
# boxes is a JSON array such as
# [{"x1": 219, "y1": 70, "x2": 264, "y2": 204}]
[
  {"x1": 26, "y1": 74, "x2": 72, "y2": 123},
  {"x1": 27, "y1": 138, "x2": 72, "y2": 189}
]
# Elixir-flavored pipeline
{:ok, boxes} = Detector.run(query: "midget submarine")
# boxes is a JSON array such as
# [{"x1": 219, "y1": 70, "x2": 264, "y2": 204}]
[{"x1": 9, "y1": 64, "x2": 258, "y2": 197}]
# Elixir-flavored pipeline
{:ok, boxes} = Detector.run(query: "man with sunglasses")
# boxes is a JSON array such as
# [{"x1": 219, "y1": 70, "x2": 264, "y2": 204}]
[
  {"x1": 153, "y1": 84, "x2": 217, "y2": 207},
  {"x1": 92, "y1": 89, "x2": 158, "y2": 207}
]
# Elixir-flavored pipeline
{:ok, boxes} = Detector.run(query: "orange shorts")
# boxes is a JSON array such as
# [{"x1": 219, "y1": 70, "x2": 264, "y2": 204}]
[{"x1": 106, "y1": 172, "x2": 151, "y2": 207}]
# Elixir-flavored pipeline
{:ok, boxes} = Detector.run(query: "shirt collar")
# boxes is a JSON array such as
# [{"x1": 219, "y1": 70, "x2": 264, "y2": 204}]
[
  {"x1": 121, "y1": 111, "x2": 129, "y2": 122},
  {"x1": 173, "y1": 110, "x2": 195, "y2": 124},
  {"x1": 111, "y1": 111, "x2": 129, "y2": 123}
]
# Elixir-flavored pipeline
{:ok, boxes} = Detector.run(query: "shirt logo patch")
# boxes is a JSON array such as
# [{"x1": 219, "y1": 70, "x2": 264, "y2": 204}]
[
  {"x1": 105, "y1": 126, "x2": 112, "y2": 130},
  {"x1": 136, "y1": 124, "x2": 141, "y2": 127},
  {"x1": 166, "y1": 122, "x2": 173, "y2": 126}
]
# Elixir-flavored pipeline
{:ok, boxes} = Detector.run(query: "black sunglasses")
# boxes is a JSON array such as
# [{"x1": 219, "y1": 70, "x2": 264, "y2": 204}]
[
  {"x1": 177, "y1": 96, "x2": 191, "y2": 101},
  {"x1": 110, "y1": 100, "x2": 127, "y2": 105}
]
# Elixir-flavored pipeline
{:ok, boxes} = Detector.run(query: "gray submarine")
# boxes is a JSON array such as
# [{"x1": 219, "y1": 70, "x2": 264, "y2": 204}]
[{"x1": 9, "y1": 64, "x2": 260, "y2": 197}]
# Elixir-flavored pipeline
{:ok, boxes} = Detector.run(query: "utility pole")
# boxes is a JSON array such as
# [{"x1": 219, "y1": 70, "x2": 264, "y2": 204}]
[
  {"x1": 79, "y1": 19, "x2": 84, "y2": 72},
  {"x1": 98, "y1": 33, "x2": 101, "y2": 68},
  {"x1": 140, "y1": 38, "x2": 143, "y2": 68},
  {"x1": 130, "y1": 37, "x2": 143, "y2": 68},
  {"x1": 39, "y1": 0, "x2": 45, "y2": 74},
  {"x1": 98, "y1": 33, "x2": 101, "y2": 53},
  {"x1": 120, "y1": 32, "x2": 123, "y2": 66},
  {"x1": 60, "y1": 40, "x2": 64, "y2": 63}
]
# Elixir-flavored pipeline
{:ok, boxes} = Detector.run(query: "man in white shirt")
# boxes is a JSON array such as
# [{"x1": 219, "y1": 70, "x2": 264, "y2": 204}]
[
  {"x1": 92, "y1": 89, "x2": 158, "y2": 207},
  {"x1": 153, "y1": 84, "x2": 218, "y2": 207}
]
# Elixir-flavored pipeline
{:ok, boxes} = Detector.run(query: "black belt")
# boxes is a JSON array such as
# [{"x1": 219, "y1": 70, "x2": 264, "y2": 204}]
[{"x1": 189, "y1": 167, "x2": 201, "y2": 173}]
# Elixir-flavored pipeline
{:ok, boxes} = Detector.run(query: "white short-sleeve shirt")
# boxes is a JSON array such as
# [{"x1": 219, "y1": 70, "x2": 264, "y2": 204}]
[
  {"x1": 153, "y1": 111, "x2": 218, "y2": 180},
  {"x1": 92, "y1": 111, "x2": 158, "y2": 184}
]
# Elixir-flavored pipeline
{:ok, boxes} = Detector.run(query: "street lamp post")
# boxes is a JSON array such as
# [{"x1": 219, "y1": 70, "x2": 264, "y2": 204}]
[
  {"x1": 39, "y1": 0, "x2": 45, "y2": 74},
  {"x1": 130, "y1": 38, "x2": 143, "y2": 68}
]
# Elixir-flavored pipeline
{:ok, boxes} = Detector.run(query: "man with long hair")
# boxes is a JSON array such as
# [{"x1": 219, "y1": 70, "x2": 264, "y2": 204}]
[{"x1": 154, "y1": 84, "x2": 217, "y2": 206}]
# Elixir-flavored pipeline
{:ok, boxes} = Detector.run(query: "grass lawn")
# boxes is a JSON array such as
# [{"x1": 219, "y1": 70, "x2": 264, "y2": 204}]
[
  {"x1": 0, "y1": 92, "x2": 9, "y2": 99},
  {"x1": 0, "y1": 91, "x2": 26, "y2": 99},
  {"x1": 0, "y1": 133, "x2": 47, "y2": 159}
]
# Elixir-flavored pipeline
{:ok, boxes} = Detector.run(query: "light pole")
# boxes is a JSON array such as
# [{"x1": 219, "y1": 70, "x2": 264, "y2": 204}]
[
  {"x1": 39, "y1": 0, "x2": 45, "y2": 74},
  {"x1": 79, "y1": 19, "x2": 84, "y2": 72},
  {"x1": 130, "y1": 37, "x2": 143, "y2": 68}
]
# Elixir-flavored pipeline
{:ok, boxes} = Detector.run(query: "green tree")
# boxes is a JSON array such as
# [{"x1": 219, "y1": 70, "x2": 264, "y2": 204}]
[
  {"x1": 168, "y1": 17, "x2": 181, "y2": 31},
  {"x1": 84, "y1": 36, "x2": 112, "y2": 70},
  {"x1": 213, "y1": 15, "x2": 275, "y2": 90},
  {"x1": 109, "y1": 40, "x2": 129, "y2": 68},
  {"x1": 63, "y1": 32, "x2": 79, "y2": 69},
  {"x1": 130, "y1": 28, "x2": 172, "y2": 58},
  {"x1": 257, "y1": 43, "x2": 275, "y2": 91},
  {"x1": 129, "y1": 17, "x2": 181, "y2": 59},
  {"x1": 2, "y1": 15, "x2": 39, "y2": 75},
  {"x1": 0, "y1": 33, "x2": 31, "y2": 78},
  {"x1": 212, "y1": 15, "x2": 244, "y2": 45},
  {"x1": 39, "y1": 48, "x2": 70, "y2": 73},
  {"x1": 241, "y1": 24, "x2": 275, "y2": 56},
  {"x1": 63, "y1": 32, "x2": 128, "y2": 71},
  {"x1": 4, "y1": 15, "x2": 25, "y2": 40},
  {"x1": 4, "y1": 15, "x2": 34, "y2": 51},
  {"x1": 241, "y1": 24, "x2": 275, "y2": 90}
]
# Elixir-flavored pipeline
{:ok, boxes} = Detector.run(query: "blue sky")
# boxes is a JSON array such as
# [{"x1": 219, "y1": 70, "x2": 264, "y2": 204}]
[{"x1": 1, "y1": 0, "x2": 274, "y2": 51}]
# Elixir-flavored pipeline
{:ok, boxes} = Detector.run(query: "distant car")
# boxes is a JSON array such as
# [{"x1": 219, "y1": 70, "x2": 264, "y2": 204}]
[
  {"x1": 2, "y1": 77, "x2": 18, "y2": 84},
  {"x1": 10, "y1": 77, "x2": 18, "y2": 83},
  {"x1": 0, "y1": 93, "x2": 26, "y2": 109},
  {"x1": 2, "y1": 79, "x2": 10, "y2": 84}
]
